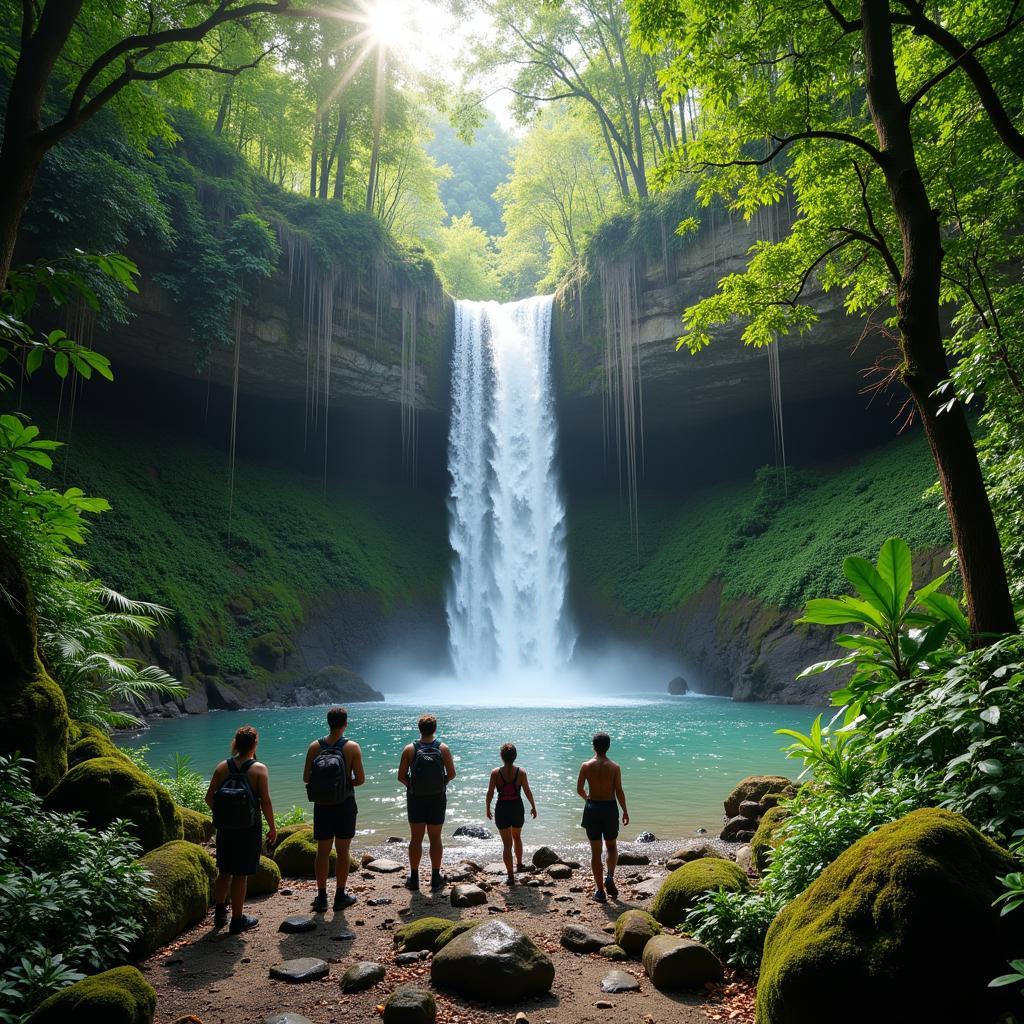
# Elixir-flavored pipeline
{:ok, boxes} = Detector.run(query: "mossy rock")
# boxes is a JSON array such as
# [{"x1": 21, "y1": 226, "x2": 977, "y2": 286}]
[
  {"x1": 750, "y1": 805, "x2": 791, "y2": 873},
  {"x1": 133, "y1": 840, "x2": 217, "y2": 957},
  {"x1": 27, "y1": 966, "x2": 155, "y2": 1024},
  {"x1": 759, "y1": 791, "x2": 790, "y2": 810},
  {"x1": 614, "y1": 909, "x2": 662, "y2": 957},
  {"x1": 757, "y1": 808, "x2": 1021, "y2": 1024},
  {"x1": 434, "y1": 920, "x2": 479, "y2": 950},
  {"x1": 247, "y1": 631, "x2": 294, "y2": 671},
  {"x1": 395, "y1": 916, "x2": 457, "y2": 953},
  {"x1": 44, "y1": 756, "x2": 181, "y2": 851},
  {"x1": 67, "y1": 722, "x2": 131, "y2": 767},
  {"x1": 271, "y1": 825, "x2": 357, "y2": 877},
  {"x1": 651, "y1": 858, "x2": 749, "y2": 926},
  {"x1": 178, "y1": 806, "x2": 215, "y2": 844},
  {"x1": 724, "y1": 776, "x2": 794, "y2": 818},
  {"x1": 249, "y1": 855, "x2": 282, "y2": 896}
]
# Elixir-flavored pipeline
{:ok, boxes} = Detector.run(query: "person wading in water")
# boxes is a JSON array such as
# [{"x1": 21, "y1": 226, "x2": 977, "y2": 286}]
[
  {"x1": 398, "y1": 714, "x2": 456, "y2": 892},
  {"x1": 577, "y1": 731, "x2": 629, "y2": 903},
  {"x1": 486, "y1": 742, "x2": 538, "y2": 886},
  {"x1": 303, "y1": 705, "x2": 365, "y2": 913},
  {"x1": 206, "y1": 725, "x2": 276, "y2": 934}
]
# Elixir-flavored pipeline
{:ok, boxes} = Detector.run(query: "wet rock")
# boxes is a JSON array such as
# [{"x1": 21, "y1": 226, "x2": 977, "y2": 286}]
[
  {"x1": 642, "y1": 936, "x2": 723, "y2": 991},
  {"x1": 547, "y1": 864, "x2": 572, "y2": 880},
  {"x1": 667, "y1": 676, "x2": 689, "y2": 695},
  {"x1": 560, "y1": 924, "x2": 609, "y2": 954},
  {"x1": 616, "y1": 850, "x2": 650, "y2": 866},
  {"x1": 636, "y1": 832, "x2": 657, "y2": 843},
  {"x1": 278, "y1": 915, "x2": 317, "y2": 934},
  {"x1": 366, "y1": 858, "x2": 404, "y2": 873},
  {"x1": 383, "y1": 984, "x2": 436, "y2": 1023},
  {"x1": 720, "y1": 816, "x2": 756, "y2": 842},
  {"x1": 265, "y1": 1014, "x2": 314, "y2": 1024},
  {"x1": 451, "y1": 883, "x2": 487, "y2": 907},
  {"x1": 739, "y1": 800, "x2": 763, "y2": 820},
  {"x1": 395, "y1": 950, "x2": 431, "y2": 966},
  {"x1": 453, "y1": 824, "x2": 491, "y2": 839},
  {"x1": 269, "y1": 958, "x2": 329, "y2": 983},
  {"x1": 532, "y1": 846, "x2": 561, "y2": 869},
  {"x1": 340, "y1": 962, "x2": 386, "y2": 993},
  {"x1": 601, "y1": 970, "x2": 641, "y2": 993}
]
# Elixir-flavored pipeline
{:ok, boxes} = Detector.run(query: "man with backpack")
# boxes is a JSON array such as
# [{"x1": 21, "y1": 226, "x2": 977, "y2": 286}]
[
  {"x1": 397, "y1": 714, "x2": 456, "y2": 892},
  {"x1": 206, "y1": 725, "x2": 277, "y2": 935},
  {"x1": 304, "y1": 706, "x2": 365, "y2": 912}
]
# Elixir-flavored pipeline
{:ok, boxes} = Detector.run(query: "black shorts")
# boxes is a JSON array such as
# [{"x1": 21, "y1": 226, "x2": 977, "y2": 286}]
[
  {"x1": 582, "y1": 800, "x2": 619, "y2": 841},
  {"x1": 407, "y1": 792, "x2": 446, "y2": 825},
  {"x1": 216, "y1": 821, "x2": 262, "y2": 875},
  {"x1": 495, "y1": 798, "x2": 525, "y2": 830},
  {"x1": 313, "y1": 799, "x2": 358, "y2": 840}
]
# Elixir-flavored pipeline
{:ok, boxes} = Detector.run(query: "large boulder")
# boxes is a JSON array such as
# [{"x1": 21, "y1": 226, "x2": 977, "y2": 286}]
[
  {"x1": 67, "y1": 722, "x2": 131, "y2": 767},
  {"x1": 757, "y1": 809, "x2": 1021, "y2": 1024},
  {"x1": 724, "y1": 776, "x2": 794, "y2": 818},
  {"x1": 27, "y1": 966, "x2": 155, "y2": 1024},
  {"x1": 44, "y1": 756, "x2": 181, "y2": 852},
  {"x1": 178, "y1": 806, "x2": 215, "y2": 845},
  {"x1": 750, "y1": 805, "x2": 791, "y2": 872},
  {"x1": 614, "y1": 909, "x2": 662, "y2": 957},
  {"x1": 133, "y1": 840, "x2": 217, "y2": 957},
  {"x1": 643, "y1": 935, "x2": 723, "y2": 991},
  {"x1": 272, "y1": 666, "x2": 384, "y2": 706},
  {"x1": 667, "y1": 676, "x2": 689, "y2": 695},
  {"x1": 651, "y1": 859, "x2": 749, "y2": 926},
  {"x1": 272, "y1": 824, "x2": 357, "y2": 877},
  {"x1": 431, "y1": 920, "x2": 555, "y2": 1001},
  {"x1": 249, "y1": 855, "x2": 282, "y2": 895}
]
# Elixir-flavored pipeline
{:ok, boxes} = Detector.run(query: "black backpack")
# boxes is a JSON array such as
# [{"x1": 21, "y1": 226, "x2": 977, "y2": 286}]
[
  {"x1": 409, "y1": 739, "x2": 446, "y2": 796},
  {"x1": 306, "y1": 737, "x2": 351, "y2": 804},
  {"x1": 212, "y1": 758, "x2": 259, "y2": 829}
]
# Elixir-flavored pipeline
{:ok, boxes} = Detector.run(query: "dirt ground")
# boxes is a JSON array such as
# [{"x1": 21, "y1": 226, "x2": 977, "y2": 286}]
[{"x1": 142, "y1": 852, "x2": 755, "y2": 1024}]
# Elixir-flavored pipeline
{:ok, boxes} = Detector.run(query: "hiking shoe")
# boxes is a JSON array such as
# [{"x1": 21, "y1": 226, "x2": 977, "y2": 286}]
[
  {"x1": 516, "y1": 863, "x2": 529, "y2": 874},
  {"x1": 605, "y1": 875, "x2": 619, "y2": 899},
  {"x1": 311, "y1": 892, "x2": 329, "y2": 912},
  {"x1": 229, "y1": 914, "x2": 259, "y2": 935},
  {"x1": 213, "y1": 903, "x2": 228, "y2": 927},
  {"x1": 506, "y1": 874, "x2": 516, "y2": 886},
  {"x1": 592, "y1": 889, "x2": 608, "y2": 904},
  {"x1": 334, "y1": 892, "x2": 357, "y2": 911},
  {"x1": 430, "y1": 872, "x2": 446, "y2": 892},
  {"x1": 405, "y1": 874, "x2": 420, "y2": 892}
]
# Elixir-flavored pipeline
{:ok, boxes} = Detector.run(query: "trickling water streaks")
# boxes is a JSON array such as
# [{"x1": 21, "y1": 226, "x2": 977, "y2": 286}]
[{"x1": 447, "y1": 296, "x2": 574, "y2": 680}]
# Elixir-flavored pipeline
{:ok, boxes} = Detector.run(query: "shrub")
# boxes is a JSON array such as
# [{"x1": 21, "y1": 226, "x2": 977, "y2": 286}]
[
  {"x1": 121, "y1": 747, "x2": 209, "y2": 816},
  {"x1": 0, "y1": 756, "x2": 152, "y2": 1022}
]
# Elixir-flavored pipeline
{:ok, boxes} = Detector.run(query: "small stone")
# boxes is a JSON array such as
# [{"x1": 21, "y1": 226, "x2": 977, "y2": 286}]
[
  {"x1": 452, "y1": 824, "x2": 491, "y2": 839},
  {"x1": 570, "y1": 885, "x2": 585, "y2": 893},
  {"x1": 616, "y1": 850, "x2": 650, "y2": 866},
  {"x1": 547, "y1": 864, "x2": 572, "y2": 880},
  {"x1": 566, "y1": 908, "x2": 581, "y2": 917},
  {"x1": 554, "y1": 894, "x2": 572, "y2": 902},
  {"x1": 395, "y1": 950, "x2": 430, "y2": 966},
  {"x1": 278, "y1": 915, "x2": 316, "y2": 934},
  {"x1": 332, "y1": 930, "x2": 357, "y2": 941},
  {"x1": 595, "y1": 1000, "x2": 614, "y2": 1009},
  {"x1": 696, "y1": 828, "x2": 707, "y2": 835},
  {"x1": 561, "y1": 924, "x2": 609, "y2": 954},
  {"x1": 451, "y1": 883, "x2": 487, "y2": 908},
  {"x1": 532, "y1": 846, "x2": 561, "y2": 869},
  {"x1": 383, "y1": 983, "x2": 436, "y2": 1023},
  {"x1": 361, "y1": 853, "x2": 376, "y2": 867},
  {"x1": 387, "y1": 836, "x2": 405, "y2": 844},
  {"x1": 601, "y1": 923, "x2": 616, "y2": 934},
  {"x1": 361, "y1": 871, "x2": 375, "y2": 880},
  {"x1": 279, "y1": 888, "x2": 294, "y2": 896},
  {"x1": 601, "y1": 970, "x2": 640, "y2": 993},
  {"x1": 265, "y1": 1014, "x2": 314, "y2": 1024},
  {"x1": 598, "y1": 944, "x2": 629, "y2": 961},
  {"x1": 524, "y1": 879, "x2": 542, "y2": 887},
  {"x1": 269, "y1": 957, "x2": 329, "y2": 983},
  {"x1": 340, "y1": 961, "x2": 386, "y2": 993},
  {"x1": 368, "y1": 897, "x2": 393, "y2": 907},
  {"x1": 367, "y1": 858, "x2": 404, "y2": 873}
]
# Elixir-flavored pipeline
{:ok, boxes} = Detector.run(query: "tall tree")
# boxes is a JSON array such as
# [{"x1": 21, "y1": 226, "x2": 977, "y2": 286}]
[{"x1": 630, "y1": 0, "x2": 1023, "y2": 637}]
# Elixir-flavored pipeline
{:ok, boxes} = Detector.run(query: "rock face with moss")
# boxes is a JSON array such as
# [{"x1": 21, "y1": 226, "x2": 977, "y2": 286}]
[
  {"x1": 651, "y1": 859, "x2": 749, "y2": 926},
  {"x1": 67, "y1": 722, "x2": 131, "y2": 767},
  {"x1": 750, "y1": 805, "x2": 791, "y2": 872},
  {"x1": 133, "y1": 840, "x2": 217, "y2": 958},
  {"x1": 178, "y1": 806, "x2": 216, "y2": 844},
  {"x1": 757, "y1": 809, "x2": 1021, "y2": 1024},
  {"x1": 27, "y1": 966, "x2": 155, "y2": 1024},
  {"x1": 724, "y1": 776, "x2": 794, "y2": 818},
  {"x1": 44, "y1": 756, "x2": 181, "y2": 851}
]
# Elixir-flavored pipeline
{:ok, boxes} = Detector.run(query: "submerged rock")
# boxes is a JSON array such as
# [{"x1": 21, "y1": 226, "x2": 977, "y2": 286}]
[{"x1": 453, "y1": 824, "x2": 491, "y2": 839}]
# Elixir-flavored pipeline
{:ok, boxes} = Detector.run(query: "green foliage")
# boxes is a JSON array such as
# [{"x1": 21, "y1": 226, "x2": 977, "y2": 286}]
[
  {"x1": 991, "y1": 831, "x2": 1024, "y2": 991},
  {"x1": 430, "y1": 213, "x2": 504, "y2": 300},
  {"x1": 569, "y1": 437, "x2": 949, "y2": 615},
  {"x1": 0, "y1": 756, "x2": 153, "y2": 1023},
  {"x1": 685, "y1": 888, "x2": 780, "y2": 973},
  {"x1": 121, "y1": 747, "x2": 208, "y2": 816}
]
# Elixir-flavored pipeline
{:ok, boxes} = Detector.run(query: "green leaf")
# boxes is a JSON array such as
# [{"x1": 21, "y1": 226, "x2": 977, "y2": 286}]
[
  {"x1": 915, "y1": 572, "x2": 952, "y2": 603},
  {"x1": 798, "y1": 597, "x2": 885, "y2": 629},
  {"x1": 54, "y1": 352, "x2": 69, "y2": 379},
  {"x1": 844, "y1": 555, "x2": 896, "y2": 619},
  {"x1": 25, "y1": 347, "x2": 44, "y2": 374},
  {"x1": 980, "y1": 706, "x2": 1001, "y2": 726},
  {"x1": 977, "y1": 759, "x2": 1003, "y2": 775},
  {"x1": 876, "y1": 538, "x2": 913, "y2": 611}
]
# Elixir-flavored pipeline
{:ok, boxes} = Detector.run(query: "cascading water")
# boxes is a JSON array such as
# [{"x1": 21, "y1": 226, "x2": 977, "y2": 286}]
[{"x1": 446, "y1": 295, "x2": 575, "y2": 681}]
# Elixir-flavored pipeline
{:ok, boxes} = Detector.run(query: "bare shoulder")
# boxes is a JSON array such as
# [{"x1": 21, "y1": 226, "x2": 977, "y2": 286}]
[
  {"x1": 251, "y1": 760, "x2": 269, "y2": 777},
  {"x1": 306, "y1": 739, "x2": 321, "y2": 755},
  {"x1": 440, "y1": 742, "x2": 452, "y2": 754},
  {"x1": 401, "y1": 742, "x2": 415, "y2": 757},
  {"x1": 579, "y1": 757, "x2": 595, "y2": 772},
  {"x1": 346, "y1": 739, "x2": 362, "y2": 753}
]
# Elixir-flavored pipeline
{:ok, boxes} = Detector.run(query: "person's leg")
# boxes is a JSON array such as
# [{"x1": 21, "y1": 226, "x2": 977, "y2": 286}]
[
  {"x1": 511, "y1": 827, "x2": 524, "y2": 872},
  {"x1": 589, "y1": 839, "x2": 605, "y2": 893},
  {"x1": 427, "y1": 823, "x2": 444, "y2": 872},
  {"x1": 500, "y1": 826, "x2": 514, "y2": 880},
  {"x1": 230, "y1": 875, "x2": 247, "y2": 918},
  {"x1": 334, "y1": 837, "x2": 354, "y2": 907},
  {"x1": 408, "y1": 822, "x2": 426, "y2": 876},
  {"x1": 214, "y1": 872, "x2": 231, "y2": 905},
  {"x1": 312, "y1": 836, "x2": 333, "y2": 910},
  {"x1": 604, "y1": 838, "x2": 619, "y2": 897}
]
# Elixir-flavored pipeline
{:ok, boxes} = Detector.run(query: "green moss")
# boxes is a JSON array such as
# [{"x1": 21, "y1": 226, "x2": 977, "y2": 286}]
[
  {"x1": 271, "y1": 824, "x2": 358, "y2": 877},
  {"x1": 723, "y1": 776, "x2": 795, "y2": 818},
  {"x1": 5, "y1": 668, "x2": 70, "y2": 793},
  {"x1": 178, "y1": 806, "x2": 215, "y2": 844},
  {"x1": 614, "y1": 909, "x2": 662, "y2": 957},
  {"x1": 750, "y1": 806, "x2": 791, "y2": 873},
  {"x1": 248, "y1": 855, "x2": 282, "y2": 896},
  {"x1": 757, "y1": 809, "x2": 1021, "y2": 1024},
  {"x1": 68, "y1": 722, "x2": 130, "y2": 767},
  {"x1": 434, "y1": 920, "x2": 479, "y2": 950},
  {"x1": 133, "y1": 840, "x2": 217, "y2": 957},
  {"x1": 651, "y1": 859, "x2": 749, "y2": 927},
  {"x1": 27, "y1": 966, "x2": 155, "y2": 1024},
  {"x1": 395, "y1": 916, "x2": 457, "y2": 952},
  {"x1": 568, "y1": 437, "x2": 950, "y2": 615},
  {"x1": 44, "y1": 756, "x2": 181, "y2": 852}
]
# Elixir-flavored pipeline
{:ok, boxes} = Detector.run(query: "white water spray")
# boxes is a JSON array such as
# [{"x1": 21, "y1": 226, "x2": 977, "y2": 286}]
[{"x1": 446, "y1": 296, "x2": 575, "y2": 681}]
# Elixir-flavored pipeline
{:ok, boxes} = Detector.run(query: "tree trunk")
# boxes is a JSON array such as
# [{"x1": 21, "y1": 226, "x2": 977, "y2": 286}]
[
  {"x1": 860, "y1": 0, "x2": 1016, "y2": 637},
  {"x1": 332, "y1": 109, "x2": 348, "y2": 202},
  {"x1": 0, "y1": 136, "x2": 44, "y2": 291},
  {"x1": 213, "y1": 83, "x2": 232, "y2": 136}
]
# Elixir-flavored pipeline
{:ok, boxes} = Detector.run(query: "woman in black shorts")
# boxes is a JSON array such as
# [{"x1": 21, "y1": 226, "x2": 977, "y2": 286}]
[{"x1": 486, "y1": 743, "x2": 538, "y2": 885}]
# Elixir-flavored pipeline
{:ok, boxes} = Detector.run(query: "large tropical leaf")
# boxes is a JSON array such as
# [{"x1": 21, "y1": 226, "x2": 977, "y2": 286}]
[
  {"x1": 843, "y1": 555, "x2": 896, "y2": 619},
  {"x1": 876, "y1": 537, "x2": 913, "y2": 613},
  {"x1": 798, "y1": 596, "x2": 886, "y2": 629}
]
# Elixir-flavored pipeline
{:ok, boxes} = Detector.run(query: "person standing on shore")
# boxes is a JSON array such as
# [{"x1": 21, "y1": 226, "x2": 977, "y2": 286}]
[
  {"x1": 206, "y1": 725, "x2": 276, "y2": 934},
  {"x1": 304, "y1": 706, "x2": 365, "y2": 913},
  {"x1": 576, "y1": 731, "x2": 629, "y2": 903},
  {"x1": 486, "y1": 742, "x2": 538, "y2": 885},
  {"x1": 398, "y1": 714, "x2": 456, "y2": 892}
]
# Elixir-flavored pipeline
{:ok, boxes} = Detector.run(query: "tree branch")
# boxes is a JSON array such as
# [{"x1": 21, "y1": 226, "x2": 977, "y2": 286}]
[
  {"x1": 852, "y1": 160, "x2": 901, "y2": 282},
  {"x1": 693, "y1": 129, "x2": 882, "y2": 170}
]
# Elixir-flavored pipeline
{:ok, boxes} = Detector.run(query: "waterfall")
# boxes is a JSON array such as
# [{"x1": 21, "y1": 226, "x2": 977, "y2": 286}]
[{"x1": 446, "y1": 295, "x2": 574, "y2": 680}]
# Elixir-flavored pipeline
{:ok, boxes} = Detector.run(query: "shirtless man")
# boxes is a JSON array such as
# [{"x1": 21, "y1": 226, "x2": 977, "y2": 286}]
[{"x1": 576, "y1": 732, "x2": 629, "y2": 903}]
